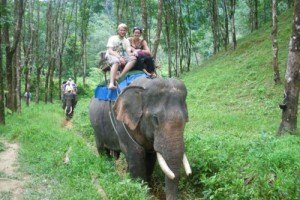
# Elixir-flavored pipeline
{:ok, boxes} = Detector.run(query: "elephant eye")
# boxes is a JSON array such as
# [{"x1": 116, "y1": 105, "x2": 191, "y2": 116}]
[{"x1": 151, "y1": 114, "x2": 159, "y2": 126}]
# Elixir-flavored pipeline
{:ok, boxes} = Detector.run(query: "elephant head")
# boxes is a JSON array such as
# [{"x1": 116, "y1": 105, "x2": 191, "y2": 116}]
[
  {"x1": 113, "y1": 77, "x2": 191, "y2": 199},
  {"x1": 62, "y1": 92, "x2": 77, "y2": 120}
]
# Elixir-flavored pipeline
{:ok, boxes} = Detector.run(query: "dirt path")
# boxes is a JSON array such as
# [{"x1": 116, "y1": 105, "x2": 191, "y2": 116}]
[
  {"x1": 0, "y1": 141, "x2": 26, "y2": 200},
  {"x1": 61, "y1": 119, "x2": 73, "y2": 129}
]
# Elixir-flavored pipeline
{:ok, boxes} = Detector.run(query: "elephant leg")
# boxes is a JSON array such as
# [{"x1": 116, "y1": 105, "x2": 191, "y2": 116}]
[
  {"x1": 95, "y1": 142, "x2": 105, "y2": 155},
  {"x1": 93, "y1": 128, "x2": 107, "y2": 156},
  {"x1": 125, "y1": 148, "x2": 148, "y2": 182}
]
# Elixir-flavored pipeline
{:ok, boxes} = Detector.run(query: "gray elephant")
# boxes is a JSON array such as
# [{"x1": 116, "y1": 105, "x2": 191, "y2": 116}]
[
  {"x1": 89, "y1": 77, "x2": 192, "y2": 199},
  {"x1": 62, "y1": 92, "x2": 78, "y2": 120}
]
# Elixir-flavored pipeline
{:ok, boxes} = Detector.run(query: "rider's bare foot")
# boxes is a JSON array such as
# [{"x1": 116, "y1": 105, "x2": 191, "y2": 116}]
[
  {"x1": 108, "y1": 83, "x2": 117, "y2": 90},
  {"x1": 150, "y1": 73, "x2": 157, "y2": 79}
]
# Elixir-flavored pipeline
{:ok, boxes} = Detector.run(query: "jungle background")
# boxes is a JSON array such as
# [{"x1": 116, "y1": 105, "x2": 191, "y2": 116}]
[{"x1": 1, "y1": 0, "x2": 300, "y2": 199}]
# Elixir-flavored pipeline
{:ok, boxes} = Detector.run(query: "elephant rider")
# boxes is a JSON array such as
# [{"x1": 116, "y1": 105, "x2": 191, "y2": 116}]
[
  {"x1": 65, "y1": 81, "x2": 74, "y2": 93},
  {"x1": 105, "y1": 23, "x2": 136, "y2": 90},
  {"x1": 63, "y1": 80, "x2": 78, "y2": 105},
  {"x1": 68, "y1": 78, "x2": 77, "y2": 93},
  {"x1": 129, "y1": 26, "x2": 156, "y2": 78}
]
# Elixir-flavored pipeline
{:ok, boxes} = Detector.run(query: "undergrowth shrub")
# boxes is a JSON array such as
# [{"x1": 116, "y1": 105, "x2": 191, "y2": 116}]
[{"x1": 184, "y1": 133, "x2": 300, "y2": 199}]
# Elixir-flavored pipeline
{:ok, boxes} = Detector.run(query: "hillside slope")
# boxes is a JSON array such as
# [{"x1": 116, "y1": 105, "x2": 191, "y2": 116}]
[
  {"x1": 178, "y1": 9, "x2": 300, "y2": 199},
  {"x1": 183, "y1": 9, "x2": 292, "y2": 136}
]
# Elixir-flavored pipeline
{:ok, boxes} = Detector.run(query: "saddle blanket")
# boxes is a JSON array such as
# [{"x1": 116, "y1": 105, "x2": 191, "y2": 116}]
[{"x1": 94, "y1": 72, "x2": 147, "y2": 101}]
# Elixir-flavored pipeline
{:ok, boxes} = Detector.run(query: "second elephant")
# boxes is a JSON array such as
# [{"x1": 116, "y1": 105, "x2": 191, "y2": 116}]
[{"x1": 62, "y1": 92, "x2": 78, "y2": 120}]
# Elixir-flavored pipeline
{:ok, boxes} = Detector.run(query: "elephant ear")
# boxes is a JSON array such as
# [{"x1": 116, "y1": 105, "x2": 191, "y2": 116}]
[{"x1": 113, "y1": 86, "x2": 144, "y2": 130}]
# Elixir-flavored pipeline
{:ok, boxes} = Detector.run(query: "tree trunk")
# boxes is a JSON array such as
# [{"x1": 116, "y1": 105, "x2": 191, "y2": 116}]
[
  {"x1": 141, "y1": 0, "x2": 148, "y2": 41},
  {"x1": 272, "y1": 0, "x2": 280, "y2": 84},
  {"x1": 116, "y1": 0, "x2": 125, "y2": 24},
  {"x1": 3, "y1": 0, "x2": 24, "y2": 112},
  {"x1": 152, "y1": 0, "x2": 163, "y2": 59},
  {"x1": 254, "y1": 0, "x2": 258, "y2": 30},
  {"x1": 35, "y1": 0, "x2": 43, "y2": 104},
  {"x1": 186, "y1": 4, "x2": 192, "y2": 72},
  {"x1": 0, "y1": 24, "x2": 5, "y2": 125},
  {"x1": 278, "y1": 2, "x2": 300, "y2": 135},
  {"x1": 175, "y1": 2, "x2": 179, "y2": 77},
  {"x1": 248, "y1": 0, "x2": 259, "y2": 32},
  {"x1": 15, "y1": 42, "x2": 21, "y2": 113},
  {"x1": 210, "y1": 0, "x2": 219, "y2": 54},
  {"x1": 57, "y1": 0, "x2": 70, "y2": 99},
  {"x1": 163, "y1": 1, "x2": 172, "y2": 77},
  {"x1": 44, "y1": 0, "x2": 53, "y2": 103},
  {"x1": 80, "y1": 0, "x2": 90, "y2": 87},
  {"x1": 230, "y1": 0, "x2": 237, "y2": 49},
  {"x1": 82, "y1": 35, "x2": 87, "y2": 86},
  {"x1": 49, "y1": 58, "x2": 55, "y2": 103},
  {"x1": 24, "y1": 0, "x2": 34, "y2": 106},
  {"x1": 222, "y1": 0, "x2": 229, "y2": 51},
  {"x1": 287, "y1": 0, "x2": 293, "y2": 8},
  {"x1": 72, "y1": 0, "x2": 78, "y2": 85}
]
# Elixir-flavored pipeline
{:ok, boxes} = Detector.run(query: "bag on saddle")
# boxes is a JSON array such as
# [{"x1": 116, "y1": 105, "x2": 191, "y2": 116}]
[{"x1": 99, "y1": 52, "x2": 110, "y2": 71}]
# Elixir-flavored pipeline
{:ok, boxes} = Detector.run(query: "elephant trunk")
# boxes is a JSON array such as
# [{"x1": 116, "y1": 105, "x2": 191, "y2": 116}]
[
  {"x1": 164, "y1": 150, "x2": 181, "y2": 200},
  {"x1": 157, "y1": 151, "x2": 192, "y2": 200},
  {"x1": 155, "y1": 131, "x2": 187, "y2": 200},
  {"x1": 157, "y1": 152, "x2": 175, "y2": 180},
  {"x1": 165, "y1": 176, "x2": 180, "y2": 200}
]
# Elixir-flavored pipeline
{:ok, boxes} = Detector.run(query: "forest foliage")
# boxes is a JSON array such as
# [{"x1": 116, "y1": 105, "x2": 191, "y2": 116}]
[{"x1": 0, "y1": 0, "x2": 293, "y2": 120}]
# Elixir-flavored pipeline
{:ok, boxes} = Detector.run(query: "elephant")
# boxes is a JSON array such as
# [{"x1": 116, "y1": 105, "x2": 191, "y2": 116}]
[
  {"x1": 62, "y1": 92, "x2": 78, "y2": 120},
  {"x1": 88, "y1": 77, "x2": 192, "y2": 200}
]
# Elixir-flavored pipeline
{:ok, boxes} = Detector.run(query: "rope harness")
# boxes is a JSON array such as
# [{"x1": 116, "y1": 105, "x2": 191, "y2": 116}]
[{"x1": 108, "y1": 83, "x2": 142, "y2": 147}]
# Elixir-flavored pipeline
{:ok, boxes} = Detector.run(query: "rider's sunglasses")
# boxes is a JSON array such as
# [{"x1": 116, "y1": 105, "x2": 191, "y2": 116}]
[{"x1": 133, "y1": 27, "x2": 142, "y2": 33}]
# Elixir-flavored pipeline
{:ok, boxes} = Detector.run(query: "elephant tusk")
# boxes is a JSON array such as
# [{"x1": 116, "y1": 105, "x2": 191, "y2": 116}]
[
  {"x1": 156, "y1": 152, "x2": 175, "y2": 180},
  {"x1": 183, "y1": 153, "x2": 192, "y2": 176},
  {"x1": 68, "y1": 106, "x2": 73, "y2": 115}
]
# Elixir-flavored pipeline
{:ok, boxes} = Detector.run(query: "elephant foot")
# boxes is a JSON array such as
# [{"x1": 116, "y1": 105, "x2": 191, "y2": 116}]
[
  {"x1": 110, "y1": 150, "x2": 120, "y2": 159},
  {"x1": 101, "y1": 148, "x2": 120, "y2": 159}
]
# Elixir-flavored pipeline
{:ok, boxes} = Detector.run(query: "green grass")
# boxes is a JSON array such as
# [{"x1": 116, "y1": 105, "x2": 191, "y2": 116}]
[
  {"x1": 0, "y1": 101, "x2": 149, "y2": 199},
  {"x1": 1, "y1": 9, "x2": 300, "y2": 200},
  {"x1": 178, "y1": 9, "x2": 300, "y2": 199}
]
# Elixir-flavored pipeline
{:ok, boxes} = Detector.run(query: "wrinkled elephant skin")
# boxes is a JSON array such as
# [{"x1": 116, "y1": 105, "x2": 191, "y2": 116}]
[{"x1": 89, "y1": 77, "x2": 191, "y2": 199}]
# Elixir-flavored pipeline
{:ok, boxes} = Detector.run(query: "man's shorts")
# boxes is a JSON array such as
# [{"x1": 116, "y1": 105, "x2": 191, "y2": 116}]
[{"x1": 107, "y1": 54, "x2": 136, "y2": 65}]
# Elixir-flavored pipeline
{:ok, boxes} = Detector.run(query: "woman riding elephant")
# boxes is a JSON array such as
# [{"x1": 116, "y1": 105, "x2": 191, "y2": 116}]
[{"x1": 89, "y1": 77, "x2": 192, "y2": 200}]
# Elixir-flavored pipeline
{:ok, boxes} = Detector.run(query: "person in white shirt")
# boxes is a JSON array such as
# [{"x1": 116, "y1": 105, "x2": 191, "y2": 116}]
[
  {"x1": 106, "y1": 23, "x2": 136, "y2": 90},
  {"x1": 65, "y1": 81, "x2": 74, "y2": 93}
]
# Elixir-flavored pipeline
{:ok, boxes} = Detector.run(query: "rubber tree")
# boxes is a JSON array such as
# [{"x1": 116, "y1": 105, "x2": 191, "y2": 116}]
[{"x1": 278, "y1": 2, "x2": 300, "y2": 135}]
